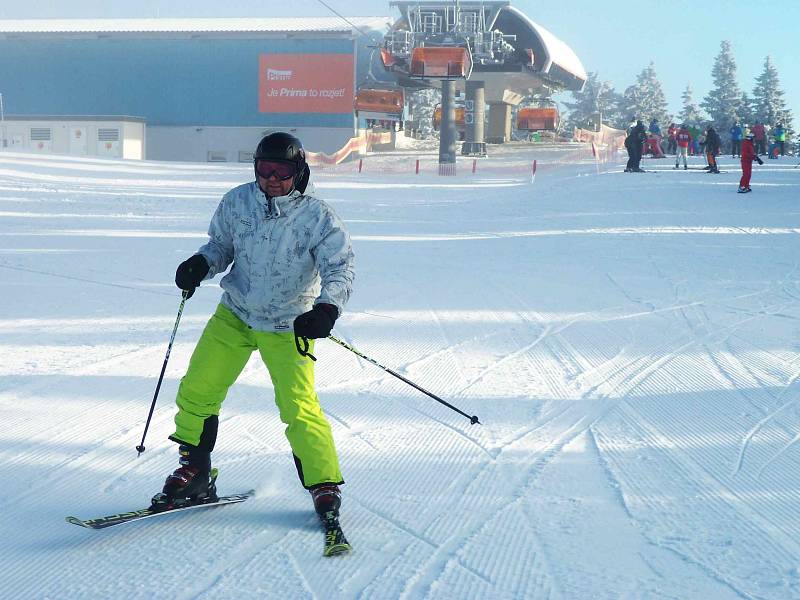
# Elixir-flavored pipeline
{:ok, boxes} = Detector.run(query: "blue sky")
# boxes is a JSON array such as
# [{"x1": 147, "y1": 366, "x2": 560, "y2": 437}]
[{"x1": 3, "y1": 0, "x2": 798, "y2": 125}]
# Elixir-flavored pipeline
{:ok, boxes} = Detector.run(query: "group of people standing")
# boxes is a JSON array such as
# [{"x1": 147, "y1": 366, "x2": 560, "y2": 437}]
[
  {"x1": 624, "y1": 117, "x2": 765, "y2": 193},
  {"x1": 729, "y1": 122, "x2": 786, "y2": 157}
]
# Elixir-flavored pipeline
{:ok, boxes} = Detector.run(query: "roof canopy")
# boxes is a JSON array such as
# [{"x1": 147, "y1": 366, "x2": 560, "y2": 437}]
[{"x1": 0, "y1": 17, "x2": 391, "y2": 35}]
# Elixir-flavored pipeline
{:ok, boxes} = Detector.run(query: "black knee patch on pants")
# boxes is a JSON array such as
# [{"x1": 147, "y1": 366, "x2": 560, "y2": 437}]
[{"x1": 197, "y1": 415, "x2": 219, "y2": 452}]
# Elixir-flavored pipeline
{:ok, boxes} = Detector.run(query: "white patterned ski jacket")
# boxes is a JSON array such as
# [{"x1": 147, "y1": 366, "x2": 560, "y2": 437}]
[{"x1": 196, "y1": 182, "x2": 354, "y2": 331}]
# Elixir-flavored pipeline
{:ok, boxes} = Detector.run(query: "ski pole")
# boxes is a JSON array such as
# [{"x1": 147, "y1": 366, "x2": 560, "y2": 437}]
[
  {"x1": 135, "y1": 290, "x2": 189, "y2": 456},
  {"x1": 327, "y1": 334, "x2": 480, "y2": 425}
]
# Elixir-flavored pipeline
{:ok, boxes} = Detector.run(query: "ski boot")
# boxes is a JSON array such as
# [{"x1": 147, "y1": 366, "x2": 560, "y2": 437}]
[
  {"x1": 150, "y1": 445, "x2": 218, "y2": 511},
  {"x1": 311, "y1": 485, "x2": 350, "y2": 556},
  {"x1": 311, "y1": 484, "x2": 342, "y2": 517},
  {"x1": 737, "y1": 186, "x2": 752, "y2": 194},
  {"x1": 684, "y1": 165, "x2": 688, "y2": 170}
]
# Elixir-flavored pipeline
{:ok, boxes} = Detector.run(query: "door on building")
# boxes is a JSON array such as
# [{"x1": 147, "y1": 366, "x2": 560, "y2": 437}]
[{"x1": 70, "y1": 126, "x2": 88, "y2": 155}]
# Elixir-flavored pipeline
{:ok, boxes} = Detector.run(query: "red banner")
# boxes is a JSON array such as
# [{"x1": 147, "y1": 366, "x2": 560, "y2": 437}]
[{"x1": 259, "y1": 53, "x2": 354, "y2": 114}]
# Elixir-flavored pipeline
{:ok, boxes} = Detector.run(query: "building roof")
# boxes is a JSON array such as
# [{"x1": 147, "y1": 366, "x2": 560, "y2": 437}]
[
  {"x1": 505, "y1": 6, "x2": 587, "y2": 85},
  {"x1": 0, "y1": 17, "x2": 391, "y2": 35}
]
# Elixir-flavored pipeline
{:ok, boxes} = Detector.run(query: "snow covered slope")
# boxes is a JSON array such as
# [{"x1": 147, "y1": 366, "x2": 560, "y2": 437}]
[{"x1": 1, "y1": 149, "x2": 799, "y2": 599}]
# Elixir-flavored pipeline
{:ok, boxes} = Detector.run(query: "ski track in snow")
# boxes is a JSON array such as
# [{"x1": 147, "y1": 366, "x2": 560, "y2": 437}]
[{"x1": 1, "y1": 150, "x2": 800, "y2": 598}]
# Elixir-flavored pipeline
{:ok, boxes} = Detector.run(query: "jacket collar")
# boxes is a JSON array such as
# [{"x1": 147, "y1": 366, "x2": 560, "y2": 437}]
[{"x1": 257, "y1": 184, "x2": 302, "y2": 219}]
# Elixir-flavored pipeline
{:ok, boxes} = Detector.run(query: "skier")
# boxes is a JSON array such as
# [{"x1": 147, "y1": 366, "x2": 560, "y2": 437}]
[
  {"x1": 774, "y1": 123, "x2": 786, "y2": 156},
  {"x1": 738, "y1": 133, "x2": 764, "y2": 193},
  {"x1": 627, "y1": 120, "x2": 648, "y2": 172},
  {"x1": 674, "y1": 124, "x2": 691, "y2": 170},
  {"x1": 704, "y1": 126, "x2": 721, "y2": 173},
  {"x1": 624, "y1": 118, "x2": 644, "y2": 172},
  {"x1": 152, "y1": 132, "x2": 355, "y2": 525},
  {"x1": 752, "y1": 121, "x2": 767, "y2": 155},
  {"x1": 667, "y1": 123, "x2": 677, "y2": 154},
  {"x1": 730, "y1": 123, "x2": 743, "y2": 157}
]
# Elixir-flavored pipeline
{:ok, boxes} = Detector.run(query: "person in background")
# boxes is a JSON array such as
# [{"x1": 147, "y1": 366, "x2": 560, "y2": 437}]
[
  {"x1": 667, "y1": 123, "x2": 678, "y2": 154},
  {"x1": 774, "y1": 123, "x2": 786, "y2": 156},
  {"x1": 154, "y1": 132, "x2": 355, "y2": 528},
  {"x1": 743, "y1": 123, "x2": 751, "y2": 138},
  {"x1": 674, "y1": 124, "x2": 692, "y2": 170},
  {"x1": 752, "y1": 121, "x2": 767, "y2": 155},
  {"x1": 688, "y1": 124, "x2": 702, "y2": 156},
  {"x1": 649, "y1": 118, "x2": 661, "y2": 136},
  {"x1": 624, "y1": 119, "x2": 647, "y2": 172},
  {"x1": 704, "y1": 126, "x2": 721, "y2": 174},
  {"x1": 730, "y1": 123, "x2": 743, "y2": 157},
  {"x1": 738, "y1": 133, "x2": 764, "y2": 193}
]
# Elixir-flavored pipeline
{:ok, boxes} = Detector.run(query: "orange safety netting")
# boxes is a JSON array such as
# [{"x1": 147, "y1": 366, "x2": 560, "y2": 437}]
[{"x1": 305, "y1": 130, "x2": 393, "y2": 166}]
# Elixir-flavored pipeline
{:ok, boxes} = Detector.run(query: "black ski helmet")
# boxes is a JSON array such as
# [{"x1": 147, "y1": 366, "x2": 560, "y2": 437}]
[{"x1": 253, "y1": 132, "x2": 310, "y2": 194}]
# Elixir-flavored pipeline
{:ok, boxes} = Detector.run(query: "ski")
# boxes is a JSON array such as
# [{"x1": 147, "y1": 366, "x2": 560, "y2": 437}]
[
  {"x1": 66, "y1": 490, "x2": 255, "y2": 530},
  {"x1": 321, "y1": 510, "x2": 352, "y2": 557}
]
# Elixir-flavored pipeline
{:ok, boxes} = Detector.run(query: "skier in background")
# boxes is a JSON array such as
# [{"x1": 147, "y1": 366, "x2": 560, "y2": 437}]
[
  {"x1": 752, "y1": 121, "x2": 767, "y2": 155},
  {"x1": 738, "y1": 133, "x2": 764, "y2": 193},
  {"x1": 624, "y1": 119, "x2": 647, "y2": 172},
  {"x1": 704, "y1": 126, "x2": 721, "y2": 174},
  {"x1": 774, "y1": 123, "x2": 786, "y2": 156},
  {"x1": 667, "y1": 123, "x2": 678, "y2": 154},
  {"x1": 153, "y1": 132, "x2": 355, "y2": 524},
  {"x1": 674, "y1": 124, "x2": 692, "y2": 170},
  {"x1": 689, "y1": 124, "x2": 702, "y2": 156},
  {"x1": 730, "y1": 123, "x2": 743, "y2": 157}
]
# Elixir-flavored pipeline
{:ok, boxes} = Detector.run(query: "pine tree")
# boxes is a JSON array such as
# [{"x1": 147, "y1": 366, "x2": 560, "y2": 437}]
[
  {"x1": 407, "y1": 88, "x2": 441, "y2": 139},
  {"x1": 752, "y1": 55, "x2": 794, "y2": 137},
  {"x1": 701, "y1": 40, "x2": 743, "y2": 138},
  {"x1": 739, "y1": 91, "x2": 755, "y2": 127},
  {"x1": 621, "y1": 62, "x2": 671, "y2": 129},
  {"x1": 562, "y1": 72, "x2": 622, "y2": 131},
  {"x1": 678, "y1": 85, "x2": 703, "y2": 125}
]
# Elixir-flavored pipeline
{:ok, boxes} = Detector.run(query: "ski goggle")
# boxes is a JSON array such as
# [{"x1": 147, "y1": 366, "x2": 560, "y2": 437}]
[{"x1": 255, "y1": 159, "x2": 297, "y2": 181}]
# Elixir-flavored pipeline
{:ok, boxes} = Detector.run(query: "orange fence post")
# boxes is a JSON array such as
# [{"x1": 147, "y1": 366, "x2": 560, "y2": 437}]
[
  {"x1": 472, "y1": 159, "x2": 477, "y2": 173},
  {"x1": 415, "y1": 159, "x2": 420, "y2": 175},
  {"x1": 358, "y1": 158, "x2": 363, "y2": 173}
]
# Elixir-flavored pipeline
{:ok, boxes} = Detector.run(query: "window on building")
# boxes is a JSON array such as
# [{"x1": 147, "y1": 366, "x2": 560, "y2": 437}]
[
  {"x1": 30, "y1": 128, "x2": 51, "y2": 141},
  {"x1": 208, "y1": 151, "x2": 228, "y2": 162},
  {"x1": 98, "y1": 128, "x2": 120, "y2": 142},
  {"x1": 238, "y1": 151, "x2": 254, "y2": 162}
]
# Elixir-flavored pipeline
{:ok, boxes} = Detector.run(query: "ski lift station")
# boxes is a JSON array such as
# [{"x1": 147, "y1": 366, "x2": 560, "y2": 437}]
[{"x1": 0, "y1": 3, "x2": 586, "y2": 162}]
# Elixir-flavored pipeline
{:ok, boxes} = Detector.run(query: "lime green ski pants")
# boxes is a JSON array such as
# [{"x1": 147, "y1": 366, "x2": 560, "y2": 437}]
[{"x1": 170, "y1": 303, "x2": 343, "y2": 489}]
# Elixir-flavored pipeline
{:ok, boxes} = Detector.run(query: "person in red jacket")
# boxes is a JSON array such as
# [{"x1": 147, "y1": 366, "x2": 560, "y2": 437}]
[
  {"x1": 738, "y1": 134, "x2": 763, "y2": 193},
  {"x1": 751, "y1": 121, "x2": 767, "y2": 155},
  {"x1": 674, "y1": 124, "x2": 691, "y2": 170}
]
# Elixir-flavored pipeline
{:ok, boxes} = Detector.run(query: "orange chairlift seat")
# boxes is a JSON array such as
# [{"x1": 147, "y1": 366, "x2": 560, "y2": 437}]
[
  {"x1": 433, "y1": 104, "x2": 466, "y2": 131},
  {"x1": 516, "y1": 107, "x2": 559, "y2": 131},
  {"x1": 354, "y1": 88, "x2": 405, "y2": 121},
  {"x1": 409, "y1": 46, "x2": 472, "y2": 79}
]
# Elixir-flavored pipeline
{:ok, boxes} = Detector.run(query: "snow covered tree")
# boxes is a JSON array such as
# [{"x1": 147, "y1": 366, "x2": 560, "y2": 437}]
[
  {"x1": 620, "y1": 62, "x2": 671, "y2": 129},
  {"x1": 701, "y1": 41, "x2": 743, "y2": 136},
  {"x1": 678, "y1": 85, "x2": 703, "y2": 125},
  {"x1": 752, "y1": 56, "x2": 794, "y2": 136},
  {"x1": 407, "y1": 88, "x2": 441, "y2": 139},
  {"x1": 738, "y1": 91, "x2": 755, "y2": 126},
  {"x1": 562, "y1": 71, "x2": 622, "y2": 131}
]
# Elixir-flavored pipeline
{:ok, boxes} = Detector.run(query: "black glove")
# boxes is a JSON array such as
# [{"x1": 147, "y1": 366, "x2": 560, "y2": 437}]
[
  {"x1": 293, "y1": 303, "x2": 338, "y2": 339},
  {"x1": 175, "y1": 254, "x2": 209, "y2": 299},
  {"x1": 756, "y1": 157, "x2": 764, "y2": 165}
]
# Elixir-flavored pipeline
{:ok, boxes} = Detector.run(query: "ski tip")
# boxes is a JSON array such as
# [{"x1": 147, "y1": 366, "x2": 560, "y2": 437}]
[
  {"x1": 65, "y1": 516, "x2": 90, "y2": 528},
  {"x1": 323, "y1": 543, "x2": 352, "y2": 557}
]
